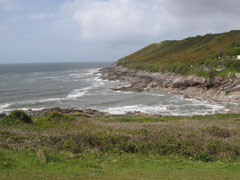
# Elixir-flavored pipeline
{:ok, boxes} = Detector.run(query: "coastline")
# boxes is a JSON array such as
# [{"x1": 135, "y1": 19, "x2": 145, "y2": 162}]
[
  {"x1": 1, "y1": 63, "x2": 240, "y2": 117},
  {"x1": 99, "y1": 65, "x2": 240, "y2": 112}
]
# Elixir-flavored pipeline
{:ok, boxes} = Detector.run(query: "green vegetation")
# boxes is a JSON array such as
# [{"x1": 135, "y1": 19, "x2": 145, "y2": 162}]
[
  {"x1": 0, "y1": 110, "x2": 32, "y2": 125},
  {"x1": 1, "y1": 111, "x2": 240, "y2": 179},
  {"x1": 33, "y1": 111, "x2": 75, "y2": 129},
  {"x1": 118, "y1": 30, "x2": 240, "y2": 78},
  {"x1": 1, "y1": 149, "x2": 240, "y2": 180}
]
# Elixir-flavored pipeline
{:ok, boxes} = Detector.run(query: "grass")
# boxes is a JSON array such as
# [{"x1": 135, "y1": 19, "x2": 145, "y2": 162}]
[
  {"x1": 32, "y1": 111, "x2": 75, "y2": 129},
  {"x1": 117, "y1": 30, "x2": 240, "y2": 79},
  {"x1": 118, "y1": 59, "x2": 240, "y2": 79},
  {"x1": 97, "y1": 113, "x2": 240, "y2": 123},
  {"x1": 119, "y1": 30, "x2": 240, "y2": 64},
  {"x1": 1, "y1": 110, "x2": 240, "y2": 179},
  {"x1": 1, "y1": 149, "x2": 240, "y2": 180}
]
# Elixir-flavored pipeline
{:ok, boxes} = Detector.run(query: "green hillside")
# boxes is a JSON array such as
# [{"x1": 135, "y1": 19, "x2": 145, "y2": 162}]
[{"x1": 118, "y1": 30, "x2": 240, "y2": 77}]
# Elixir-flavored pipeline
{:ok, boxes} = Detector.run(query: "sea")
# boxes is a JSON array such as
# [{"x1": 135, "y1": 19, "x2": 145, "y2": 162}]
[{"x1": 0, "y1": 62, "x2": 236, "y2": 116}]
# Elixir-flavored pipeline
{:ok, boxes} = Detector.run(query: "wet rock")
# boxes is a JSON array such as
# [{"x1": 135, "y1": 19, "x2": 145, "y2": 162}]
[
  {"x1": 183, "y1": 95, "x2": 191, "y2": 99},
  {"x1": 125, "y1": 111, "x2": 142, "y2": 116},
  {"x1": 167, "y1": 106, "x2": 176, "y2": 110},
  {"x1": 235, "y1": 73, "x2": 240, "y2": 79},
  {"x1": 83, "y1": 109, "x2": 110, "y2": 117}
]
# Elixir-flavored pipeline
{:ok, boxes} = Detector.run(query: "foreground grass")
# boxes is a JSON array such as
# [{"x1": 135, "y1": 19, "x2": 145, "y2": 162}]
[
  {"x1": 1, "y1": 111, "x2": 240, "y2": 179},
  {"x1": 1, "y1": 149, "x2": 240, "y2": 180}
]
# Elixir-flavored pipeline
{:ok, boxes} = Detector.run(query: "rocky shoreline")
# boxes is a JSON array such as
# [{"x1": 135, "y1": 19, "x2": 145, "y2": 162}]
[
  {"x1": 0, "y1": 107, "x2": 162, "y2": 118},
  {"x1": 99, "y1": 65, "x2": 240, "y2": 104},
  {"x1": 24, "y1": 108, "x2": 110, "y2": 117}
]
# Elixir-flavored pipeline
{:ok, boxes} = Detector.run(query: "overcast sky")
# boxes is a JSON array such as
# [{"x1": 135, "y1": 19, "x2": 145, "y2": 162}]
[{"x1": 0, "y1": 0, "x2": 240, "y2": 63}]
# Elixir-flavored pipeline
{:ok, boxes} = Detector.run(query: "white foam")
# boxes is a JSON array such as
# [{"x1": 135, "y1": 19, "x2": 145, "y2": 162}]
[
  {"x1": 37, "y1": 98, "x2": 64, "y2": 103},
  {"x1": 70, "y1": 68, "x2": 100, "y2": 77},
  {"x1": 204, "y1": 103, "x2": 227, "y2": 112},
  {"x1": 17, "y1": 107, "x2": 45, "y2": 111},
  {"x1": 69, "y1": 68, "x2": 101, "y2": 83},
  {"x1": 91, "y1": 77, "x2": 105, "y2": 87},
  {"x1": 69, "y1": 73, "x2": 89, "y2": 79},
  {"x1": 13, "y1": 98, "x2": 65, "y2": 107},
  {"x1": 144, "y1": 92, "x2": 164, "y2": 97},
  {"x1": 39, "y1": 76, "x2": 60, "y2": 80},
  {"x1": 66, "y1": 87, "x2": 92, "y2": 99},
  {"x1": 87, "y1": 68, "x2": 101, "y2": 74},
  {"x1": 103, "y1": 104, "x2": 168, "y2": 115},
  {"x1": 0, "y1": 103, "x2": 12, "y2": 113},
  {"x1": 115, "y1": 91, "x2": 133, "y2": 94},
  {"x1": 101, "y1": 100, "x2": 227, "y2": 116}
]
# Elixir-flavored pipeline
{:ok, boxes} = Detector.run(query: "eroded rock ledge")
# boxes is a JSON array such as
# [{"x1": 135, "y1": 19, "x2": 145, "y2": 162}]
[
  {"x1": 21, "y1": 108, "x2": 160, "y2": 117},
  {"x1": 99, "y1": 65, "x2": 240, "y2": 103},
  {"x1": 24, "y1": 108, "x2": 110, "y2": 117}
]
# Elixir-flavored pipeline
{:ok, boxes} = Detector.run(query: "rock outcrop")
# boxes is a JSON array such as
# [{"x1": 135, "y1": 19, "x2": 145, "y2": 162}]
[
  {"x1": 99, "y1": 65, "x2": 240, "y2": 103},
  {"x1": 24, "y1": 108, "x2": 110, "y2": 117},
  {"x1": 24, "y1": 107, "x2": 160, "y2": 117}
]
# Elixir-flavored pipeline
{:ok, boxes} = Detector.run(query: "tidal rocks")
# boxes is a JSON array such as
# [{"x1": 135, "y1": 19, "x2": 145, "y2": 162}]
[
  {"x1": 24, "y1": 108, "x2": 110, "y2": 117},
  {"x1": 99, "y1": 65, "x2": 240, "y2": 103}
]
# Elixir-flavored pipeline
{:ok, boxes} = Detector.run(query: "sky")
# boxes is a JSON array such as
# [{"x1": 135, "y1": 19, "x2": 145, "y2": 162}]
[{"x1": 0, "y1": 0, "x2": 240, "y2": 64}]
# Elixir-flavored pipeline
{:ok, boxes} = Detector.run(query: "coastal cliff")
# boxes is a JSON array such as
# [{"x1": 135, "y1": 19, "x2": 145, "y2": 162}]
[{"x1": 100, "y1": 30, "x2": 240, "y2": 103}]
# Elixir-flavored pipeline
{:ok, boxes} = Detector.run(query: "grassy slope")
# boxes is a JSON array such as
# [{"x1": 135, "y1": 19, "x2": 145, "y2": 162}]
[
  {"x1": 1, "y1": 112, "x2": 240, "y2": 179},
  {"x1": 118, "y1": 30, "x2": 240, "y2": 77}
]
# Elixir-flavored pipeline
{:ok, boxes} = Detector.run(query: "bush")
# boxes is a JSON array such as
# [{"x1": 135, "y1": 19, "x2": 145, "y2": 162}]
[
  {"x1": 34, "y1": 111, "x2": 75, "y2": 128},
  {"x1": 205, "y1": 126, "x2": 231, "y2": 138},
  {"x1": 0, "y1": 110, "x2": 32, "y2": 125},
  {"x1": 194, "y1": 152, "x2": 213, "y2": 162}
]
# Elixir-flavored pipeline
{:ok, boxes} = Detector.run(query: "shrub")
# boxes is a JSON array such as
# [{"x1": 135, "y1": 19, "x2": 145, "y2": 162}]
[
  {"x1": 194, "y1": 152, "x2": 213, "y2": 162},
  {"x1": 34, "y1": 111, "x2": 75, "y2": 128},
  {"x1": 0, "y1": 110, "x2": 32, "y2": 125},
  {"x1": 205, "y1": 126, "x2": 231, "y2": 138}
]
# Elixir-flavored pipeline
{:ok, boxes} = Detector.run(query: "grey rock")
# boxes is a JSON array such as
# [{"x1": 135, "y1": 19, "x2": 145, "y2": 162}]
[
  {"x1": 99, "y1": 65, "x2": 240, "y2": 103},
  {"x1": 24, "y1": 108, "x2": 110, "y2": 117},
  {"x1": 235, "y1": 73, "x2": 240, "y2": 79}
]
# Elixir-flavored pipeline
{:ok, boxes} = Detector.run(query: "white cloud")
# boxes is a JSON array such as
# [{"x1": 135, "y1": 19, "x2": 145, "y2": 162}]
[
  {"x1": 62, "y1": 0, "x2": 240, "y2": 43},
  {"x1": 62, "y1": 0, "x2": 179, "y2": 42}
]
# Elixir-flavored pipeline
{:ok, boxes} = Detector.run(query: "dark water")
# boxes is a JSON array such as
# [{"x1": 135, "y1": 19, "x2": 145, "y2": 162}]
[{"x1": 0, "y1": 62, "x2": 232, "y2": 115}]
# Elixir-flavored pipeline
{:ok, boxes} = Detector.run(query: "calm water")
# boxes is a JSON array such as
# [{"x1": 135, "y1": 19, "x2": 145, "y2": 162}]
[{"x1": 0, "y1": 62, "x2": 233, "y2": 115}]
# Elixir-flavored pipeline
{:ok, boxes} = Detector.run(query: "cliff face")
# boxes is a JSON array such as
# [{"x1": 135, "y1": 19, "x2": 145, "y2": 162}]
[{"x1": 100, "y1": 65, "x2": 240, "y2": 103}]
